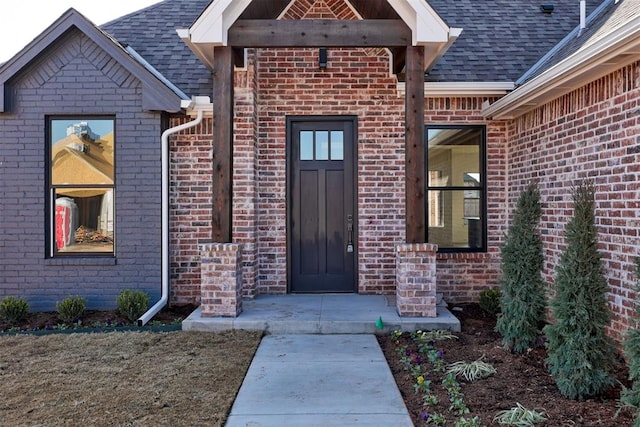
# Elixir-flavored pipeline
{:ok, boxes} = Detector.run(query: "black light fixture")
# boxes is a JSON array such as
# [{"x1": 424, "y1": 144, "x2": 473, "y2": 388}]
[
  {"x1": 540, "y1": 4, "x2": 554, "y2": 13},
  {"x1": 319, "y1": 47, "x2": 328, "y2": 69}
]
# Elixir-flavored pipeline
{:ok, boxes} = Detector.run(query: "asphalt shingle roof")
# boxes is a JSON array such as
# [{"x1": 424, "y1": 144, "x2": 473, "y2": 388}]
[
  {"x1": 518, "y1": 0, "x2": 639, "y2": 84},
  {"x1": 101, "y1": 0, "x2": 606, "y2": 96},
  {"x1": 426, "y1": 0, "x2": 603, "y2": 82},
  {"x1": 101, "y1": 0, "x2": 213, "y2": 98}
]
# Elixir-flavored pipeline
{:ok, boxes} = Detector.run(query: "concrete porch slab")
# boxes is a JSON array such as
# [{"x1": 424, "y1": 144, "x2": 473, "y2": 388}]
[{"x1": 182, "y1": 294, "x2": 460, "y2": 334}]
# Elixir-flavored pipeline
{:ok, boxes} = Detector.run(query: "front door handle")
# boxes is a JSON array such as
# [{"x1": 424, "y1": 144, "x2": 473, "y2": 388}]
[{"x1": 346, "y1": 215, "x2": 354, "y2": 253}]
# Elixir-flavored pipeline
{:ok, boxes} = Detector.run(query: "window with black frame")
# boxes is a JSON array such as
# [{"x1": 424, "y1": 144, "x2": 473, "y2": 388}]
[
  {"x1": 426, "y1": 125, "x2": 485, "y2": 251},
  {"x1": 48, "y1": 117, "x2": 115, "y2": 256}
]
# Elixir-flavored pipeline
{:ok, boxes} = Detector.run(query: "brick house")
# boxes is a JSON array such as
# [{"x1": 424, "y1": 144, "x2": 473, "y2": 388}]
[{"x1": 0, "y1": 0, "x2": 638, "y2": 338}]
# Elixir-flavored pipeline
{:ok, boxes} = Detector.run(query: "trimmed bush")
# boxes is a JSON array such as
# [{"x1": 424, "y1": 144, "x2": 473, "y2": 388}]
[
  {"x1": 621, "y1": 258, "x2": 640, "y2": 425},
  {"x1": 116, "y1": 290, "x2": 150, "y2": 323},
  {"x1": 543, "y1": 181, "x2": 614, "y2": 400},
  {"x1": 0, "y1": 296, "x2": 30, "y2": 324},
  {"x1": 57, "y1": 295, "x2": 86, "y2": 323},
  {"x1": 495, "y1": 181, "x2": 546, "y2": 353},
  {"x1": 479, "y1": 288, "x2": 501, "y2": 315}
]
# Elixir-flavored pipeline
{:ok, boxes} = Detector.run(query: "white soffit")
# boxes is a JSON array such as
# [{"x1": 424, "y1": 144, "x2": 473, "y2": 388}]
[
  {"x1": 397, "y1": 82, "x2": 515, "y2": 97},
  {"x1": 189, "y1": 0, "x2": 252, "y2": 45},
  {"x1": 387, "y1": 0, "x2": 457, "y2": 45}
]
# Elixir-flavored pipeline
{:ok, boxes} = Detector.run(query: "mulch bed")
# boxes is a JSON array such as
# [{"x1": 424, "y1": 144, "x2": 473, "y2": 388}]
[
  {"x1": 0, "y1": 304, "x2": 196, "y2": 333},
  {"x1": 378, "y1": 304, "x2": 636, "y2": 426}
]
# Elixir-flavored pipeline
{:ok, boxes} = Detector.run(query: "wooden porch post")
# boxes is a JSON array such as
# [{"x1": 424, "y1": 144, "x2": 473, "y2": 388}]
[
  {"x1": 212, "y1": 46, "x2": 234, "y2": 243},
  {"x1": 405, "y1": 46, "x2": 426, "y2": 243}
]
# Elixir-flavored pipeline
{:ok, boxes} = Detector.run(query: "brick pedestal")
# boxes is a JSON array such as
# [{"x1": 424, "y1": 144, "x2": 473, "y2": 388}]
[
  {"x1": 199, "y1": 243, "x2": 243, "y2": 317},
  {"x1": 396, "y1": 243, "x2": 438, "y2": 317}
]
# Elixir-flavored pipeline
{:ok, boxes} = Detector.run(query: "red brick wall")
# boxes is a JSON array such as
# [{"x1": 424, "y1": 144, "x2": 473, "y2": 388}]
[
  {"x1": 168, "y1": 117, "x2": 213, "y2": 305},
  {"x1": 507, "y1": 61, "x2": 640, "y2": 340},
  {"x1": 168, "y1": 0, "x2": 508, "y2": 305},
  {"x1": 428, "y1": 100, "x2": 507, "y2": 303}
]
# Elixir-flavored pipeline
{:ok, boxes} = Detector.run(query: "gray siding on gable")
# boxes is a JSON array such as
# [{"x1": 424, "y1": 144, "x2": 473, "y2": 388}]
[{"x1": 0, "y1": 30, "x2": 162, "y2": 311}]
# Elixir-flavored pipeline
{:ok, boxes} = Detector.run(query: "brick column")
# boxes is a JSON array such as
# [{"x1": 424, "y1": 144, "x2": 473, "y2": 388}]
[
  {"x1": 199, "y1": 243, "x2": 243, "y2": 317},
  {"x1": 396, "y1": 243, "x2": 438, "y2": 317}
]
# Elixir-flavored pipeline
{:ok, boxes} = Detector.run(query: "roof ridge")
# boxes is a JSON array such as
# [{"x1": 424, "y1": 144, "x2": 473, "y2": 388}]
[
  {"x1": 100, "y1": 0, "x2": 170, "y2": 28},
  {"x1": 516, "y1": 0, "x2": 615, "y2": 85}
]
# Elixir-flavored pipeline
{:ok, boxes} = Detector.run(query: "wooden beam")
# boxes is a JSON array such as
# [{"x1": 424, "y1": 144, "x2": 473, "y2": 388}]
[
  {"x1": 212, "y1": 46, "x2": 234, "y2": 243},
  {"x1": 228, "y1": 19, "x2": 411, "y2": 47},
  {"x1": 405, "y1": 46, "x2": 426, "y2": 243},
  {"x1": 390, "y1": 47, "x2": 406, "y2": 75}
]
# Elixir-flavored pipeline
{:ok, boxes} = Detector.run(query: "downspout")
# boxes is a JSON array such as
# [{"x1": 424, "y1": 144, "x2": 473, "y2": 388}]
[{"x1": 137, "y1": 97, "x2": 206, "y2": 326}]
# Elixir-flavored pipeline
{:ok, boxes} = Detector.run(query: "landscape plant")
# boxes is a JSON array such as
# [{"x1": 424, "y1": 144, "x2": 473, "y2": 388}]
[
  {"x1": 116, "y1": 290, "x2": 150, "y2": 323},
  {"x1": 446, "y1": 357, "x2": 497, "y2": 382},
  {"x1": 0, "y1": 296, "x2": 30, "y2": 324},
  {"x1": 495, "y1": 181, "x2": 545, "y2": 353},
  {"x1": 544, "y1": 181, "x2": 615, "y2": 400},
  {"x1": 393, "y1": 329, "x2": 482, "y2": 426},
  {"x1": 621, "y1": 257, "x2": 640, "y2": 426},
  {"x1": 56, "y1": 295, "x2": 86, "y2": 323},
  {"x1": 493, "y1": 402, "x2": 546, "y2": 426},
  {"x1": 478, "y1": 288, "x2": 501, "y2": 315}
]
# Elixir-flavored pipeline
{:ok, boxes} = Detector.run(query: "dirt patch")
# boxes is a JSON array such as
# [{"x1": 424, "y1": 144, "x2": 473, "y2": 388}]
[
  {"x1": 0, "y1": 330, "x2": 262, "y2": 426},
  {"x1": 378, "y1": 304, "x2": 635, "y2": 426}
]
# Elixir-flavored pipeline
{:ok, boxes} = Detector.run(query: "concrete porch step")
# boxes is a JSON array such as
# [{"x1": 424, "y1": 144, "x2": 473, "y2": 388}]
[{"x1": 182, "y1": 294, "x2": 460, "y2": 334}]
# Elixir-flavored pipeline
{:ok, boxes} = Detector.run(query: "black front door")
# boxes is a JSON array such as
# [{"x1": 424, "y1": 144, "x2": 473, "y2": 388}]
[{"x1": 288, "y1": 117, "x2": 356, "y2": 293}]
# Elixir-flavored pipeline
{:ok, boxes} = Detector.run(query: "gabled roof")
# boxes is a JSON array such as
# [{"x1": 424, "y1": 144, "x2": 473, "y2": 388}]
[
  {"x1": 102, "y1": 0, "x2": 605, "y2": 97},
  {"x1": 179, "y1": 0, "x2": 461, "y2": 72},
  {"x1": 483, "y1": 0, "x2": 640, "y2": 119},
  {"x1": 0, "y1": 8, "x2": 185, "y2": 113}
]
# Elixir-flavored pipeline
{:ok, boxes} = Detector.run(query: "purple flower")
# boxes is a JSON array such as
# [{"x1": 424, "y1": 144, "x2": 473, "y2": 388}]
[
  {"x1": 420, "y1": 411, "x2": 429, "y2": 420},
  {"x1": 405, "y1": 348, "x2": 412, "y2": 356},
  {"x1": 45, "y1": 323, "x2": 52, "y2": 330},
  {"x1": 414, "y1": 356, "x2": 422, "y2": 364},
  {"x1": 438, "y1": 349, "x2": 444, "y2": 358}
]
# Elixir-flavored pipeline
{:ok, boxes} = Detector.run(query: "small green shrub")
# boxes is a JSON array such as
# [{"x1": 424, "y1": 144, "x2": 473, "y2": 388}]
[
  {"x1": 479, "y1": 288, "x2": 501, "y2": 315},
  {"x1": 116, "y1": 290, "x2": 150, "y2": 323},
  {"x1": 56, "y1": 295, "x2": 86, "y2": 323},
  {"x1": 0, "y1": 296, "x2": 30, "y2": 324}
]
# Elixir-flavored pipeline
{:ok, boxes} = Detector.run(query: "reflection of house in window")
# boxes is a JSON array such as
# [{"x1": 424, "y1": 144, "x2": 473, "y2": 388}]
[{"x1": 51, "y1": 119, "x2": 114, "y2": 255}]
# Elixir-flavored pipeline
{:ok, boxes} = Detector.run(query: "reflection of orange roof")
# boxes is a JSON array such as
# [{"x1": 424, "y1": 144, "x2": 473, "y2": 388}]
[{"x1": 52, "y1": 132, "x2": 114, "y2": 185}]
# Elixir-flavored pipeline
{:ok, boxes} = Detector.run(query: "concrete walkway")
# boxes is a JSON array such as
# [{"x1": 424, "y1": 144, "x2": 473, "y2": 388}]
[
  {"x1": 183, "y1": 293, "x2": 460, "y2": 334},
  {"x1": 225, "y1": 334, "x2": 414, "y2": 427}
]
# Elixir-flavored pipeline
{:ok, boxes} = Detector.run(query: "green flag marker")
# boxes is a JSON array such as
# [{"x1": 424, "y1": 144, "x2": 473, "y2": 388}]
[{"x1": 375, "y1": 316, "x2": 384, "y2": 330}]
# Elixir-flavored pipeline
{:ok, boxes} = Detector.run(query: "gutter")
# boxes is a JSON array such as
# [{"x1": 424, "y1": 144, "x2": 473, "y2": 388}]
[{"x1": 137, "y1": 96, "x2": 210, "y2": 326}]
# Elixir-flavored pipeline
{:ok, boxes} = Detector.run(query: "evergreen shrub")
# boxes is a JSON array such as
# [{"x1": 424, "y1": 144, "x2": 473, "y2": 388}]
[
  {"x1": 479, "y1": 288, "x2": 501, "y2": 315},
  {"x1": 0, "y1": 296, "x2": 30, "y2": 324},
  {"x1": 621, "y1": 258, "x2": 640, "y2": 426},
  {"x1": 543, "y1": 181, "x2": 615, "y2": 400},
  {"x1": 495, "y1": 181, "x2": 546, "y2": 352},
  {"x1": 57, "y1": 295, "x2": 86, "y2": 323},
  {"x1": 116, "y1": 290, "x2": 150, "y2": 323}
]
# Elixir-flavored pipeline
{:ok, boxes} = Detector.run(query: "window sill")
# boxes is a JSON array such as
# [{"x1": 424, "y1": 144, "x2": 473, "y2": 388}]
[{"x1": 45, "y1": 257, "x2": 117, "y2": 266}]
